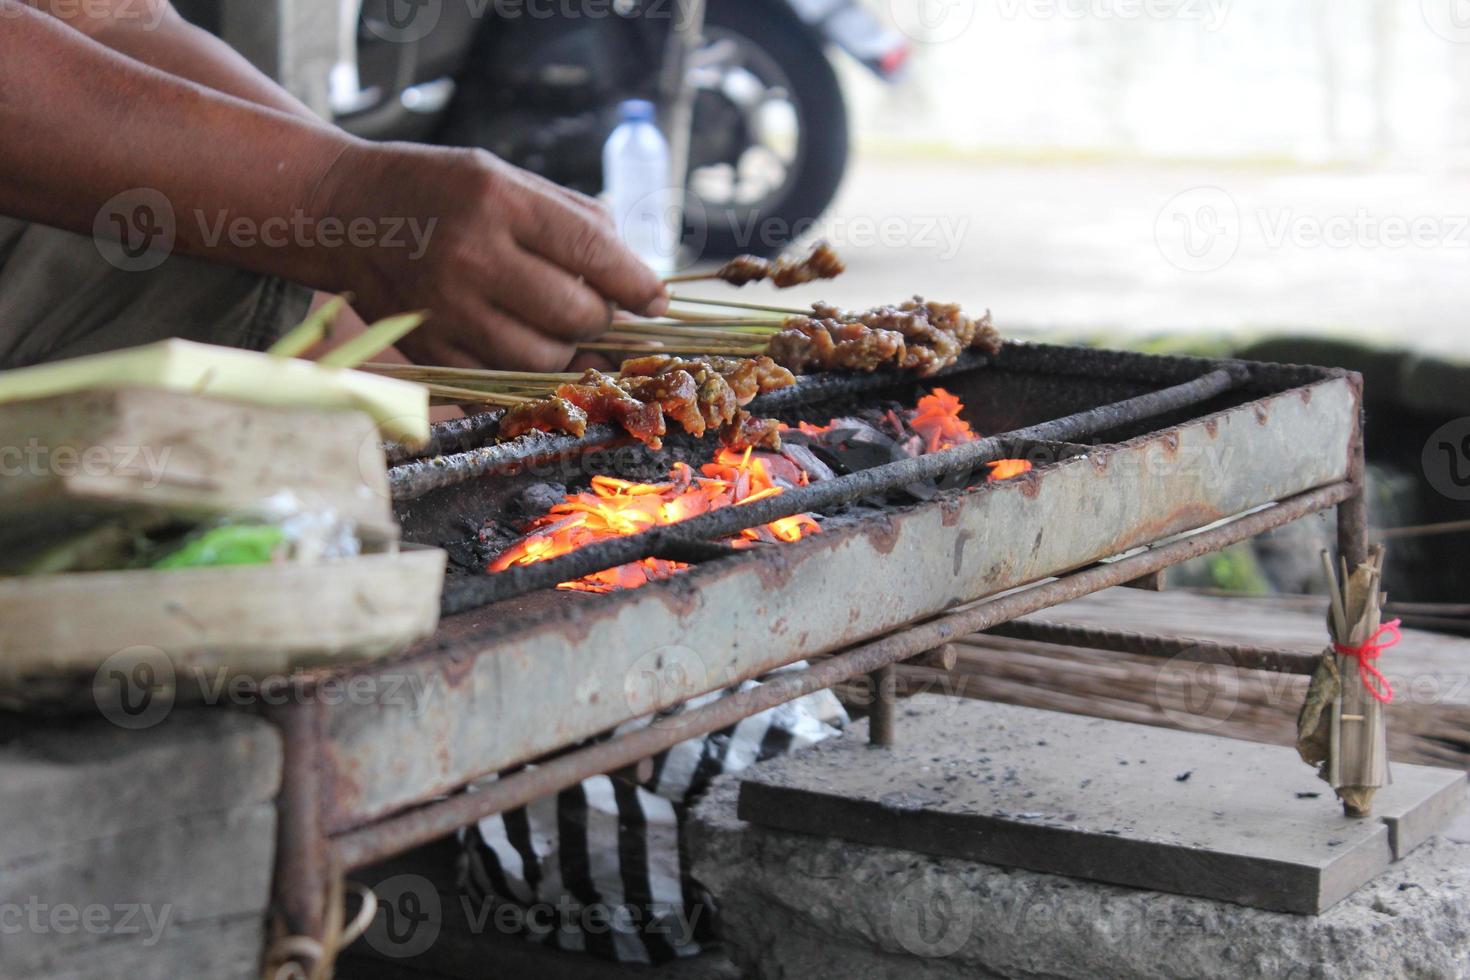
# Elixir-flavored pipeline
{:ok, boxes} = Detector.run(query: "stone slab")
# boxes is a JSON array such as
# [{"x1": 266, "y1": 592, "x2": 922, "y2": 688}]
[
  {"x1": 0, "y1": 709, "x2": 281, "y2": 864},
  {"x1": 692, "y1": 772, "x2": 1470, "y2": 980},
  {"x1": 736, "y1": 699, "x2": 1466, "y2": 914}
]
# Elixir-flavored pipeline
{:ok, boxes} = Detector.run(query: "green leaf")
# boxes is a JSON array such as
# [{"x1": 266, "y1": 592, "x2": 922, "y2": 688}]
[
  {"x1": 316, "y1": 312, "x2": 430, "y2": 369},
  {"x1": 267, "y1": 294, "x2": 352, "y2": 359},
  {"x1": 152, "y1": 525, "x2": 286, "y2": 570}
]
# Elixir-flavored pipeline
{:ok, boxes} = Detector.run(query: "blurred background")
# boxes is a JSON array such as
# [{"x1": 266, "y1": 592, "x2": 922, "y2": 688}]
[{"x1": 180, "y1": 0, "x2": 1470, "y2": 604}]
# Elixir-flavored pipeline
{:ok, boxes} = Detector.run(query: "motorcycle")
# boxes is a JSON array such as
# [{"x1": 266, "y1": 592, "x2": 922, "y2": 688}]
[{"x1": 174, "y1": 0, "x2": 909, "y2": 258}]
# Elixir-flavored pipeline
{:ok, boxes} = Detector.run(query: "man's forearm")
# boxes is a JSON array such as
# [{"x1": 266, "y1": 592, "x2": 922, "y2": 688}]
[
  {"x1": 22, "y1": 0, "x2": 320, "y2": 120},
  {"x1": 0, "y1": 2, "x2": 356, "y2": 288}
]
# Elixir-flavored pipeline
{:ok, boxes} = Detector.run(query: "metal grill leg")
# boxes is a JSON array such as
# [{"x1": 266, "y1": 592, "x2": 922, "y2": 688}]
[{"x1": 869, "y1": 665, "x2": 897, "y2": 747}]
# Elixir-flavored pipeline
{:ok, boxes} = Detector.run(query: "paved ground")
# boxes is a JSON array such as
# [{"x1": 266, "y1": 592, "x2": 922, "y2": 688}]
[{"x1": 704, "y1": 155, "x2": 1470, "y2": 360}]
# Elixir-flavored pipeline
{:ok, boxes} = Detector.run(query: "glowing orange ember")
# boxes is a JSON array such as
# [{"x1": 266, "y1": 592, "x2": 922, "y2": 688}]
[
  {"x1": 489, "y1": 389, "x2": 1033, "y2": 594},
  {"x1": 987, "y1": 458, "x2": 1034, "y2": 481},
  {"x1": 488, "y1": 449, "x2": 820, "y2": 592},
  {"x1": 910, "y1": 388, "x2": 976, "y2": 452}
]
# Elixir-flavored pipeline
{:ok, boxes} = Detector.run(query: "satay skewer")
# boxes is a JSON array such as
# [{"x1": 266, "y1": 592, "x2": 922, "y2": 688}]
[{"x1": 668, "y1": 295, "x2": 812, "y2": 316}]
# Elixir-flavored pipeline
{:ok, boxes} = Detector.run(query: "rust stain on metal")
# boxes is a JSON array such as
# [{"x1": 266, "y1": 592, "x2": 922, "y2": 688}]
[
  {"x1": 1159, "y1": 431, "x2": 1181, "y2": 455},
  {"x1": 864, "y1": 514, "x2": 901, "y2": 556},
  {"x1": 1204, "y1": 418, "x2": 1219, "y2": 438},
  {"x1": 653, "y1": 576, "x2": 703, "y2": 619},
  {"x1": 952, "y1": 531, "x2": 972, "y2": 576},
  {"x1": 752, "y1": 550, "x2": 796, "y2": 591},
  {"x1": 1254, "y1": 404, "x2": 1270, "y2": 425},
  {"x1": 1017, "y1": 473, "x2": 1041, "y2": 499},
  {"x1": 939, "y1": 496, "x2": 964, "y2": 527},
  {"x1": 1106, "y1": 504, "x2": 1225, "y2": 557}
]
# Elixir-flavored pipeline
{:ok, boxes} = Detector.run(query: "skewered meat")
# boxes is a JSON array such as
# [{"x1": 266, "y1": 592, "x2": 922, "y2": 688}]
[
  {"x1": 767, "y1": 299, "x2": 997, "y2": 377},
  {"x1": 709, "y1": 240, "x2": 846, "y2": 288},
  {"x1": 619, "y1": 370, "x2": 705, "y2": 438},
  {"x1": 500, "y1": 397, "x2": 589, "y2": 440},
  {"x1": 720, "y1": 412, "x2": 783, "y2": 451},
  {"x1": 556, "y1": 370, "x2": 668, "y2": 449},
  {"x1": 498, "y1": 357, "x2": 784, "y2": 450},
  {"x1": 715, "y1": 255, "x2": 769, "y2": 287},
  {"x1": 766, "y1": 317, "x2": 907, "y2": 374},
  {"x1": 771, "y1": 241, "x2": 845, "y2": 288},
  {"x1": 619, "y1": 354, "x2": 796, "y2": 405},
  {"x1": 901, "y1": 298, "x2": 1002, "y2": 356}
]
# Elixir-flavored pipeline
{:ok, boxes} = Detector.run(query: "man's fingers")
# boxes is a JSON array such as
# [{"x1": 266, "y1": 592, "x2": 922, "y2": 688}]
[
  {"x1": 463, "y1": 305, "x2": 579, "y2": 373},
  {"x1": 498, "y1": 249, "x2": 615, "y2": 342},
  {"x1": 521, "y1": 170, "x2": 615, "y2": 229},
  {"x1": 520, "y1": 192, "x2": 669, "y2": 317}
]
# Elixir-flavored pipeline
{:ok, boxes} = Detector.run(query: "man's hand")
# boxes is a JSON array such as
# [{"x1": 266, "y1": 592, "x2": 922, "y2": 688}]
[
  {"x1": 0, "y1": 3, "x2": 667, "y2": 373},
  {"x1": 315, "y1": 142, "x2": 669, "y2": 372}
]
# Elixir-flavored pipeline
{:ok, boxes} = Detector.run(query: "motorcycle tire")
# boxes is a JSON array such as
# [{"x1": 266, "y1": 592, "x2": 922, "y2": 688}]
[{"x1": 687, "y1": 0, "x2": 851, "y2": 259}]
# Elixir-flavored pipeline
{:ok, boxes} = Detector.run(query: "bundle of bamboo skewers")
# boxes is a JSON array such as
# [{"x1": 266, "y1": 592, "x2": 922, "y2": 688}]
[{"x1": 359, "y1": 295, "x2": 809, "y2": 407}]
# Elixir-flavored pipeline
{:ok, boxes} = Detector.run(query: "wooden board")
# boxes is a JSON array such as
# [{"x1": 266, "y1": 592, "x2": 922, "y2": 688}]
[
  {"x1": 0, "y1": 388, "x2": 398, "y2": 547},
  {"x1": 868, "y1": 587, "x2": 1470, "y2": 770},
  {"x1": 0, "y1": 546, "x2": 446, "y2": 705},
  {"x1": 736, "y1": 699, "x2": 1468, "y2": 914}
]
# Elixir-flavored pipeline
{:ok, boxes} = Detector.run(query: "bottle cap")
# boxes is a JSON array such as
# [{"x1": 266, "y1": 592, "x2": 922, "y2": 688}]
[{"x1": 619, "y1": 99, "x2": 656, "y2": 123}]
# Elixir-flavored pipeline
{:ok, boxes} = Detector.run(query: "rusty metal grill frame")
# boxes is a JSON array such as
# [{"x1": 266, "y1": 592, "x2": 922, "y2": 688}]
[{"x1": 265, "y1": 342, "x2": 1371, "y2": 945}]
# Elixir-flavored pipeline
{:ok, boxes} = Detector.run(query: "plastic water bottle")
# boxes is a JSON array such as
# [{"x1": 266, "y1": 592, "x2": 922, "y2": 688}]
[{"x1": 603, "y1": 99, "x2": 676, "y2": 276}]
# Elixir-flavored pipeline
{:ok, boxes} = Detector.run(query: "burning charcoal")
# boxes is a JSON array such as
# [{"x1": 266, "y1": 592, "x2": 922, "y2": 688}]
[
  {"x1": 779, "y1": 443, "x2": 835, "y2": 483},
  {"x1": 512, "y1": 483, "x2": 568, "y2": 519}
]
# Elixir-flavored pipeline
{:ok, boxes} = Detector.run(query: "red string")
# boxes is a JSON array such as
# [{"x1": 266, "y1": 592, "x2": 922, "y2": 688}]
[{"x1": 1333, "y1": 619, "x2": 1401, "y2": 704}]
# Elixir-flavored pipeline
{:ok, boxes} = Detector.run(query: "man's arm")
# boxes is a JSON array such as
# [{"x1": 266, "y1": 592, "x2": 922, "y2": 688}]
[
  {"x1": 0, "y1": 2, "x2": 666, "y2": 371},
  {"x1": 21, "y1": 0, "x2": 318, "y2": 119}
]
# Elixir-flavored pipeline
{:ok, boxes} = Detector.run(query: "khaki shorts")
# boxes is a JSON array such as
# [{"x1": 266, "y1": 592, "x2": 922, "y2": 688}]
[{"x1": 0, "y1": 217, "x2": 314, "y2": 369}]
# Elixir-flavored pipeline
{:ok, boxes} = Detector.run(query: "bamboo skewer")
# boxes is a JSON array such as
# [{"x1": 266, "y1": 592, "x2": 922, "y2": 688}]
[
  {"x1": 662, "y1": 270, "x2": 724, "y2": 284},
  {"x1": 420, "y1": 383, "x2": 533, "y2": 406},
  {"x1": 362, "y1": 364, "x2": 578, "y2": 383},
  {"x1": 668, "y1": 294, "x2": 813, "y2": 316}
]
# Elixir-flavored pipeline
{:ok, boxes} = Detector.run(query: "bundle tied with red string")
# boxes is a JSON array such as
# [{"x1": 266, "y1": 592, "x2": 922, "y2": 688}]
[{"x1": 1296, "y1": 545, "x2": 1393, "y2": 817}]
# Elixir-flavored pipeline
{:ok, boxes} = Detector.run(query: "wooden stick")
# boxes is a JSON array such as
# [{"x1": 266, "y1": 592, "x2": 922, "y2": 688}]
[
  {"x1": 579, "y1": 342, "x2": 766, "y2": 355},
  {"x1": 668, "y1": 294, "x2": 812, "y2": 316},
  {"x1": 663, "y1": 270, "x2": 723, "y2": 284},
  {"x1": 610, "y1": 322, "x2": 781, "y2": 340},
  {"x1": 361, "y1": 364, "x2": 578, "y2": 383},
  {"x1": 417, "y1": 383, "x2": 533, "y2": 406},
  {"x1": 662, "y1": 309, "x2": 786, "y2": 324}
]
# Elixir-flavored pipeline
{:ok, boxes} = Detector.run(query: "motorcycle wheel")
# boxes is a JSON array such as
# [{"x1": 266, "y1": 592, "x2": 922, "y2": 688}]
[{"x1": 684, "y1": 0, "x2": 850, "y2": 259}]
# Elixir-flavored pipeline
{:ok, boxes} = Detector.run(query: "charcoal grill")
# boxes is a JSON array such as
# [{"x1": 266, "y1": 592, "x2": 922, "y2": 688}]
[{"x1": 269, "y1": 341, "x2": 1369, "y2": 943}]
